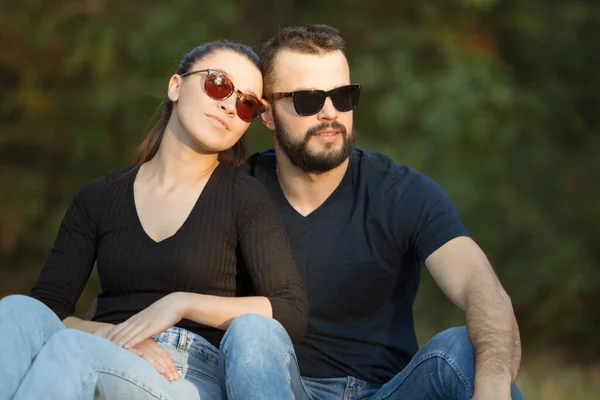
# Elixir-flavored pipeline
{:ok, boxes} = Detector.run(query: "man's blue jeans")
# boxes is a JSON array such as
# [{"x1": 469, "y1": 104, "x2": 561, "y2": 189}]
[{"x1": 220, "y1": 314, "x2": 525, "y2": 400}]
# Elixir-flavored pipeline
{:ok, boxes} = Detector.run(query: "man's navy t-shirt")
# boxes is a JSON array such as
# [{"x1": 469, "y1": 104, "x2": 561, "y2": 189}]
[{"x1": 243, "y1": 149, "x2": 469, "y2": 383}]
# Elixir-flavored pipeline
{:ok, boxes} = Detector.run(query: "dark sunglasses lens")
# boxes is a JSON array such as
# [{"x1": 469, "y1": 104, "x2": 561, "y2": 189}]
[
  {"x1": 236, "y1": 95, "x2": 262, "y2": 122},
  {"x1": 331, "y1": 85, "x2": 360, "y2": 112},
  {"x1": 293, "y1": 91, "x2": 326, "y2": 116},
  {"x1": 205, "y1": 73, "x2": 233, "y2": 100}
]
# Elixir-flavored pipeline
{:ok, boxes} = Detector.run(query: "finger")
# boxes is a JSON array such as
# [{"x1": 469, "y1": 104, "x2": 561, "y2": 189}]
[
  {"x1": 107, "y1": 312, "x2": 144, "y2": 343},
  {"x1": 124, "y1": 334, "x2": 153, "y2": 350},
  {"x1": 113, "y1": 321, "x2": 145, "y2": 347},
  {"x1": 118, "y1": 323, "x2": 149, "y2": 348},
  {"x1": 123, "y1": 323, "x2": 164, "y2": 349},
  {"x1": 104, "y1": 324, "x2": 123, "y2": 342},
  {"x1": 153, "y1": 343, "x2": 179, "y2": 381},
  {"x1": 138, "y1": 345, "x2": 168, "y2": 377},
  {"x1": 129, "y1": 348, "x2": 144, "y2": 357},
  {"x1": 140, "y1": 339, "x2": 179, "y2": 381},
  {"x1": 106, "y1": 322, "x2": 133, "y2": 343}
]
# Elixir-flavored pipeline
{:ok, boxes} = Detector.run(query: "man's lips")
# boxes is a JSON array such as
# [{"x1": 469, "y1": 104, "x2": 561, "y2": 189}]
[{"x1": 313, "y1": 129, "x2": 341, "y2": 136}]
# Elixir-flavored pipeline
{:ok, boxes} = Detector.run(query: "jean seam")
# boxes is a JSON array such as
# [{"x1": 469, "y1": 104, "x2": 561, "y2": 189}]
[
  {"x1": 286, "y1": 344, "x2": 314, "y2": 400},
  {"x1": 96, "y1": 370, "x2": 165, "y2": 399},
  {"x1": 181, "y1": 367, "x2": 220, "y2": 385},
  {"x1": 377, "y1": 351, "x2": 473, "y2": 400},
  {"x1": 222, "y1": 341, "x2": 311, "y2": 400},
  {"x1": 81, "y1": 370, "x2": 98, "y2": 399}
]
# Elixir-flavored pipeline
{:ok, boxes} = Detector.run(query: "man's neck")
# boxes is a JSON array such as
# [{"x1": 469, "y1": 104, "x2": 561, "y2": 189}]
[{"x1": 275, "y1": 149, "x2": 349, "y2": 217}]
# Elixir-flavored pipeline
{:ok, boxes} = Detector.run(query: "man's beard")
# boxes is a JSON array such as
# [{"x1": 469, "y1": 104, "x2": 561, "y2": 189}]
[{"x1": 273, "y1": 108, "x2": 355, "y2": 174}]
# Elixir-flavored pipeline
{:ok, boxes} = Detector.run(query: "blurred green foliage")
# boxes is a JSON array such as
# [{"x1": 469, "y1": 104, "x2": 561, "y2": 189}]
[{"x1": 1, "y1": 0, "x2": 598, "y2": 369}]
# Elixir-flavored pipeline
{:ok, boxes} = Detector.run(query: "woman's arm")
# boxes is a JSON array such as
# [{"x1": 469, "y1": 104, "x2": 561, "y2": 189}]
[
  {"x1": 231, "y1": 175, "x2": 308, "y2": 341},
  {"x1": 180, "y1": 293, "x2": 271, "y2": 329},
  {"x1": 63, "y1": 316, "x2": 114, "y2": 336},
  {"x1": 106, "y1": 292, "x2": 271, "y2": 347},
  {"x1": 107, "y1": 174, "x2": 308, "y2": 348},
  {"x1": 30, "y1": 179, "x2": 103, "y2": 321}
]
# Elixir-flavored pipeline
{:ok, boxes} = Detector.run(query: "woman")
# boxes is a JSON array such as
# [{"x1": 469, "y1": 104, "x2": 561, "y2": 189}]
[{"x1": 0, "y1": 41, "x2": 307, "y2": 400}]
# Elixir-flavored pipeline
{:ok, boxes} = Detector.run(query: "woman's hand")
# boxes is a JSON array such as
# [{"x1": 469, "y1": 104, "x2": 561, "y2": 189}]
[
  {"x1": 129, "y1": 339, "x2": 180, "y2": 382},
  {"x1": 105, "y1": 292, "x2": 188, "y2": 349},
  {"x1": 93, "y1": 321, "x2": 180, "y2": 381}
]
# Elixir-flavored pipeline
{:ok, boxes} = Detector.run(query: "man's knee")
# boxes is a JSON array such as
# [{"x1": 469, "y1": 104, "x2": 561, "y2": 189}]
[
  {"x1": 221, "y1": 313, "x2": 290, "y2": 353},
  {"x1": 428, "y1": 326, "x2": 474, "y2": 359}
]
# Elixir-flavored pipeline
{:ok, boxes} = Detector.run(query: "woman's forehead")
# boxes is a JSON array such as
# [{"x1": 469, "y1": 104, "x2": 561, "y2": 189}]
[{"x1": 191, "y1": 50, "x2": 262, "y2": 94}]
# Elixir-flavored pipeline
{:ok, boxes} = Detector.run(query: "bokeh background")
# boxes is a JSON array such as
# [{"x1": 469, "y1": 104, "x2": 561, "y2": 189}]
[{"x1": 1, "y1": 1, "x2": 598, "y2": 398}]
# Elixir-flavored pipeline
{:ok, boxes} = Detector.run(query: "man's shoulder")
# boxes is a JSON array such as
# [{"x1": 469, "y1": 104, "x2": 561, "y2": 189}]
[
  {"x1": 240, "y1": 149, "x2": 276, "y2": 177},
  {"x1": 353, "y1": 149, "x2": 424, "y2": 188}
]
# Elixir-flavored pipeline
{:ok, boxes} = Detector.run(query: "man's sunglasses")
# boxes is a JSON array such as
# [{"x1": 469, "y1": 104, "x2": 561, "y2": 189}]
[
  {"x1": 270, "y1": 84, "x2": 361, "y2": 116},
  {"x1": 180, "y1": 69, "x2": 265, "y2": 123}
]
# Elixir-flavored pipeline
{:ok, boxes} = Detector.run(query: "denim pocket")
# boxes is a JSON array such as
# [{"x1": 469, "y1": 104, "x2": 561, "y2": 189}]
[{"x1": 152, "y1": 326, "x2": 181, "y2": 347}]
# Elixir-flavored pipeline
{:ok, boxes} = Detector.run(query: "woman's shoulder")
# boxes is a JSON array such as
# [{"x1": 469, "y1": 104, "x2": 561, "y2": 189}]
[
  {"x1": 74, "y1": 165, "x2": 137, "y2": 202},
  {"x1": 212, "y1": 165, "x2": 274, "y2": 213},
  {"x1": 231, "y1": 165, "x2": 271, "y2": 195},
  {"x1": 215, "y1": 164, "x2": 267, "y2": 191}
]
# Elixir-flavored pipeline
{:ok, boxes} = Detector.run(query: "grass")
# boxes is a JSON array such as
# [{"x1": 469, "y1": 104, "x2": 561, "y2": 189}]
[{"x1": 517, "y1": 357, "x2": 600, "y2": 400}]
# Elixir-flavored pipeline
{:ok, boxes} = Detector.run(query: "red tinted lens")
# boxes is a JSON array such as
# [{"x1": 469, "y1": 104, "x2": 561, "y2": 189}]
[
  {"x1": 236, "y1": 94, "x2": 261, "y2": 122},
  {"x1": 204, "y1": 73, "x2": 233, "y2": 99}
]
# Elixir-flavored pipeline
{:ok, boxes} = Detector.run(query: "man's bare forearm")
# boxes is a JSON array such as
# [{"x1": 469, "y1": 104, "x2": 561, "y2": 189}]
[{"x1": 465, "y1": 269, "x2": 521, "y2": 391}]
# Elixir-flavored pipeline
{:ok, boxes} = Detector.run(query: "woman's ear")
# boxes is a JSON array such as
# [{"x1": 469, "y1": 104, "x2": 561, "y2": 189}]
[
  {"x1": 260, "y1": 100, "x2": 276, "y2": 131},
  {"x1": 167, "y1": 74, "x2": 182, "y2": 103}
]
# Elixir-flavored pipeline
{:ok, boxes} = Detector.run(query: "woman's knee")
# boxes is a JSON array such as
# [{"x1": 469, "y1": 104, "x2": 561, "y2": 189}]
[
  {"x1": 44, "y1": 329, "x2": 83, "y2": 350},
  {"x1": 0, "y1": 295, "x2": 46, "y2": 317},
  {"x1": 0, "y1": 295, "x2": 62, "y2": 333}
]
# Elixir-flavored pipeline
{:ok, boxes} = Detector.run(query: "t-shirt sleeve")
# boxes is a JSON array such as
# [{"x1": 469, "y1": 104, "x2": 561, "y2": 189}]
[
  {"x1": 390, "y1": 172, "x2": 469, "y2": 264},
  {"x1": 29, "y1": 178, "x2": 105, "y2": 320},
  {"x1": 233, "y1": 173, "x2": 308, "y2": 342}
]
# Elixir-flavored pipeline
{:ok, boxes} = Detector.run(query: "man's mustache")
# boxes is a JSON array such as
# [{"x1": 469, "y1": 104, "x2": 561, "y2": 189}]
[{"x1": 306, "y1": 122, "x2": 347, "y2": 138}]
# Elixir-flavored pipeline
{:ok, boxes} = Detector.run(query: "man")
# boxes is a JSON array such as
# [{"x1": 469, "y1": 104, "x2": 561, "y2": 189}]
[{"x1": 221, "y1": 25, "x2": 524, "y2": 399}]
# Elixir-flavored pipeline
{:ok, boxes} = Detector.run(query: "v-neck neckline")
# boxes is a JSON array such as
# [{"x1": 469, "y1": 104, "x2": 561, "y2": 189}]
[
  {"x1": 270, "y1": 158, "x2": 353, "y2": 221},
  {"x1": 129, "y1": 163, "x2": 222, "y2": 244}
]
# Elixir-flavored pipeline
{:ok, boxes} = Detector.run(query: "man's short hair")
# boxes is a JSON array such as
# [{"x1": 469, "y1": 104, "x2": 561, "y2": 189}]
[{"x1": 260, "y1": 25, "x2": 346, "y2": 94}]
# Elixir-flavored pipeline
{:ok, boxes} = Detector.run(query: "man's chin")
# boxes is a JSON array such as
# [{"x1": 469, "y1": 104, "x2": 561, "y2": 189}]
[
  {"x1": 306, "y1": 139, "x2": 344, "y2": 154},
  {"x1": 302, "y1": 151, "x2": 349, "y2": 171}
]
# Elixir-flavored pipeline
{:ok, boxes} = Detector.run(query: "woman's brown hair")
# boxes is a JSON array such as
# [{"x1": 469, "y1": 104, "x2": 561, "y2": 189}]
[{"x1": 134, "y1": 41, "x2": 260, "y2": 167}]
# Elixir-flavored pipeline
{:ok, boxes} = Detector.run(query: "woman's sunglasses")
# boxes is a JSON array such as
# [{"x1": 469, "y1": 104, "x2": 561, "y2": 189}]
[
  {"x1": 180, "y1": 69, "x2": 265, "y2": 123},
  {"x1": 270, "y1": 84, "x2": 361, "y2": 116}
]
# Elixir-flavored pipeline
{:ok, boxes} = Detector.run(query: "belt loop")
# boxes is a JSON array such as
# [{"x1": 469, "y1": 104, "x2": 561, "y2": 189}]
[{"x1": 176, "y1": 328, "x2": 187, "y2": 351}]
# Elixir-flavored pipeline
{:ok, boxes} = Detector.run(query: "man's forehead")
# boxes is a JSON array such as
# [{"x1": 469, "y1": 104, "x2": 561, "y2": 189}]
[{"x1": 272, "y1": 49, "x2": 350, "y2": 91}]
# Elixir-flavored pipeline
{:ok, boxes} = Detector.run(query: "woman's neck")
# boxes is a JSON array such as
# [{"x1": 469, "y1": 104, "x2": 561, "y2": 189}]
[{"x1": 143, "y1": 127, "x2": 219, "y2": 190}]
